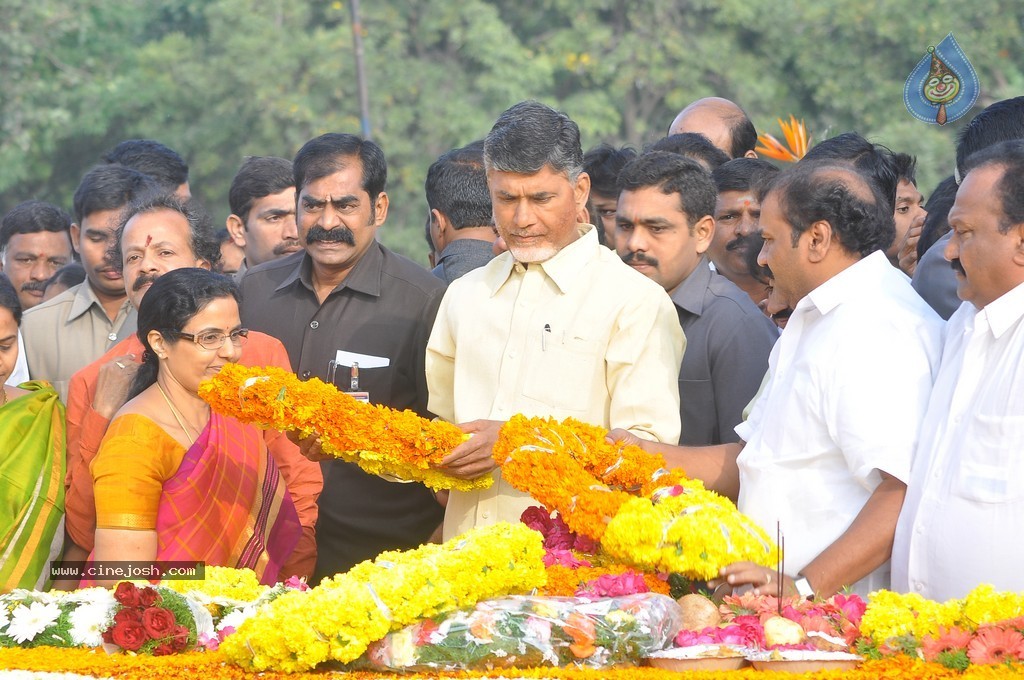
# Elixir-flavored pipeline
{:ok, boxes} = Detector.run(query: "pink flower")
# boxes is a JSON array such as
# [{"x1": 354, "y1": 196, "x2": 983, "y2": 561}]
[
  {"x1": 284, "y1": 576, "x2": 310, "y2": 591},
  {"x1": 921, "y1": 626, "x2": 972, "y2": 663},
  {"x1": 729, "y1": 615, "x2": 767, "y2": 647},
  {"x1": 197, "y1": 632, "x2": 220, "y2": 651},
  {"x1": 675, "y1": 629, "x2": 717, "y2": 646},
  {"x1": 542, "y1": 549, "x2": 591, "y2": 568},
  {"x1": 575, "y1": 571, "x2": 650, "y2": 598},
  {"x1": 832, "y1": 593, "x2": 866, "y2": 625},
  {"x1": 573, "y1": 533, "x2": 599, "y2": 554},
  {"x1": 521, "y1": 506, "x2": 553, "y2": 534},
  {"x1": 968, "y1": 627, "x2": 1024, "y2": 665}
]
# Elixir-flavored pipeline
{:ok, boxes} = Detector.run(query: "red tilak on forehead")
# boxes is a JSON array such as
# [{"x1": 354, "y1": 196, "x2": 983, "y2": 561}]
[
  {"x1": 743, "y1": 199, "x2": 752, "y2": 208},
  {"x1": 145, "y1": 234, "x2": 152, "y2": 247}
]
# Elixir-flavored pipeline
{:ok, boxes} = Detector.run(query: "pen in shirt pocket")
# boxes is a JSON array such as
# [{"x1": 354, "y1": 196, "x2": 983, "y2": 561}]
[{"x1": 542, "y1": 323, "x2": 551, "y2": 351}]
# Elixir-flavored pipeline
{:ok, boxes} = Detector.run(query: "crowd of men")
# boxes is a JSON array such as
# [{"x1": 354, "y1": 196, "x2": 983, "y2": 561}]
[{"x1": 2, "y1": 93, "x2": 1022, "y2": 600}]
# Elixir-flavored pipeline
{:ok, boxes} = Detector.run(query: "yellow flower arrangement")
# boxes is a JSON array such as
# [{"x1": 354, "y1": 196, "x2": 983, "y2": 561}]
[
  {"x1": 219, "y1": 522, "x2": 546, "y2": 673},
  {"x1": 861, "y1": 585, "x2": 1024, "y2": 646},
  {"x1": 494, "y1": 415, "x2": 777, "y2": 579},
  {"x1": 160, "y1": 566, "x2": 268, "y2": 602},
  {"x1": 198, "y1": 363, "x2": 487, "y2": 492}
]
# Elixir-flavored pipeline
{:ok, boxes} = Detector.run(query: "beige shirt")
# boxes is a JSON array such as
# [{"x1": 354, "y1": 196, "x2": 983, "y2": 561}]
[
  {"x1": 427, "y1": 225, "x2": 685, "y2": 539},
  {"x1": 21, "y1": 282, "x2": 136, "y2": 401}
]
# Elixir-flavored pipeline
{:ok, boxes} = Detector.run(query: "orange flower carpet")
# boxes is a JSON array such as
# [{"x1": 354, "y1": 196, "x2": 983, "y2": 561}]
[{"x1": 1, "y1": 648, "x2": 1023, "y2": 679}]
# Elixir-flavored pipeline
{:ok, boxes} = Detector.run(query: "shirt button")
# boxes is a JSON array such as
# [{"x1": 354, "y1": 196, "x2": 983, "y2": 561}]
[
  {"x1": 914, "y1": 581, "x2": 923, "y2": 592},
  {"x1": 310, "y1": 320, "x2": 319, "y2": 329},
  {"x1": 482, "y1": 512, "x2": 491, "y2": 520},
  {"x1": 300, "y1": 370, "x2": 311, "y2": 379},
  {"x1": 108, "y1": 332, "x2": 117, "y2": 341}
]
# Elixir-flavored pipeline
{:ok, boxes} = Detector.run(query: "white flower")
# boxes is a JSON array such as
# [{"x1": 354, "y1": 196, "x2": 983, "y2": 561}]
[
  {"x1": 69, "y1": 602, "x2": 112, "y2": 647},
  {"x1": 6, "y1": 602, "x2": 61, "y2": 644},
  {"x1": 216, "y1": 606, "x2": 255, "y2": 632}
]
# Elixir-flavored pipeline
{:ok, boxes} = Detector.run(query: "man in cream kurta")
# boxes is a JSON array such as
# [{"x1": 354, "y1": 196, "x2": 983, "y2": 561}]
[{"x1": 426, "y1": 101, "x2": 684, "y2": 540}]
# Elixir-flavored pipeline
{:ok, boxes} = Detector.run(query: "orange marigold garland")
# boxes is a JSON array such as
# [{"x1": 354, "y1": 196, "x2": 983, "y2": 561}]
[
  {"x1": 198, "y1": 364, "x2": 488, "y2": 492},
  {"x1": 495, "y1": 415, "x2": 778, "y2": 579}
]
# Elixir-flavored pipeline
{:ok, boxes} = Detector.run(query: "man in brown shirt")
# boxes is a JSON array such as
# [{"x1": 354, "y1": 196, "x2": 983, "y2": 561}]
[{"x1": 239, "y1": 133, "x2": 445, "y2": 580}]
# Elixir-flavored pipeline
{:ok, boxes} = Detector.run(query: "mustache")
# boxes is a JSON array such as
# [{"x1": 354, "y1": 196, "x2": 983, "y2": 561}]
[
  {"x1": 21, "y1": 281, "x2": 47, "y2": 294},
  {"x1": 273, "y1": 239, "x2": 302, "y2": 256},
  {"x1": 950, "y1": 258, "x2": 966, "y2": 276},
  {"x1": 621, "y1": 251, "x2": 659, "y2": 268},
  {"x1": 727, "y1": 231, "x2": 763, "y2": 253},
  {"x1": 305, "y1": 225, "x2": 355, "y2": 246},
  {"x1": 133, "y1": 272, "x2": 159, "y2": 291}
]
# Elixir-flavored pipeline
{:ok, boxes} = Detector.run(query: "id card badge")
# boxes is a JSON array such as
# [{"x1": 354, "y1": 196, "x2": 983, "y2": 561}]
[{"x1": 329, "y1": 350, "x2": 389, "y2": 403}]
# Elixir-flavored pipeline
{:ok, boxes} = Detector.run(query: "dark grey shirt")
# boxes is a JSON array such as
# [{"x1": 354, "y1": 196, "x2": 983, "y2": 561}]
[
  {"x1": 239, "y1": 243, "x2": 446, "y2": 579},
  {"x1": 912, "y1": 232, "x2": 961, "y2": 320},
  {"x1": 671, "y1": 259, "x2": 779, "y2": 446},
  {"x1": 431, "y1": 238, "x2": 495, "y2": 284}
]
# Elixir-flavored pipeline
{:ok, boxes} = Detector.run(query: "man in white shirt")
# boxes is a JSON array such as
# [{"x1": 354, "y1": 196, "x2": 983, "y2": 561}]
[
  {"x1": 427, "y1": 100, "x2": 685, "y2": 540},
  {"x1": 615, "y1": 162, "x2": 942, "y2": 598},
  {"x1": 893, "y1": 140, "x2": 1024, "y2": 601}
]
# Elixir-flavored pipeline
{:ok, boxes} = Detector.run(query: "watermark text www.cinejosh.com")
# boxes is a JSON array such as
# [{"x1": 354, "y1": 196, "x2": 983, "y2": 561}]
[{"x1": 49, "y1": 561, "x2": 205, "y2": 581}]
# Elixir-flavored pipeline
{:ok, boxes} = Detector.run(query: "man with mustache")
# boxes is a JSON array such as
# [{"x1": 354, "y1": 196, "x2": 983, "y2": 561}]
[
  {"x1": 615, "y1": 152, "x2": 777, "y2": 446},
  {"x1": 893, "y1": 140, "x2": 1024, "y2": 600},
  {"x1": 239, "y1": 133, "x2": 446, "y2": 580},
  {"x1": 709, "y1": 158, "x2": 781, "y2": 308},
  {"x1": 615, "y1": 162, "x2": 941, "y2": 599},
  {"x1": 0, "y1": 201, "x2": 74, "y2": 312},
  {"x1": 223, "y1": 156, "x2": 300, "y2": 280},
  {"x1": 59, "y1": 194, "x2": 321, "y2": 586},
  {"x1": 20, "y1": 166, "x2": 155, "y2": 401}
]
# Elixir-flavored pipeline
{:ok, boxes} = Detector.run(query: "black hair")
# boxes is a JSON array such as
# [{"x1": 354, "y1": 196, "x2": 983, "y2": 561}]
[
  {"x1": 963, "y1": 139, "x2": 1024, "y2": 233},
  {"x1": 727, "y1": 112, "x2": 759, "y2": 159},
  {"x1": 0, "y1": 200, "x2": 73, "y2": 252},
  {"x1": 0, "y1": 273, "x2": 22, "y2": 325},
  {"x1": 712, "y1": 157, "x2": 781, "y2": 193},
  {"x1": 956, "y1": 96, "x2": 1024, "y2": 178},
  {"x1": 767, "y1": 161, "x2": 895, "y2": 257},
  {"x1": 128, "y1": 267, "x2": 240, "y2": 400},
  {"x1": 293, "y1": 133, "x2": 387, "y2": 204},
  {"x1": 617, "y1": 151, "x2": 718, "y2": 232},
  {"x1": 584, "y1": 144, "x2": 638, "y2": 198},
  {"x1": 917, "y1": 175, "x2": 958, "y2": 259},
  {"x1": 101, "y1": 139, "x2": 189, "y2": 191},
  {"x1": 228, "y1": 156, "x2": 294, "y2": 224},
  {"x1": 109, "y1": 194, "x2": 222, "y2": 271},
  {"x1": 802, "y1": 132, "x2": 899, "y2": 212},
  {"x1": 484, "y1": 100, "x2": 584, "y2": 181},
  {"x1": 425, "y1": 141, "x2": 493, "y2": 229},
  {"x1": 44, "y1": 261, "x2": 86, "y2": 292},
  {"x1": 647, "y1": 133, "x2": 731, "y2": 172},
  {"x1": 73, "y1": 164, "x2": 159, "y2": 224},
  {"x1": 891, "y1": 153, "x2": 918, "y2": 185}
]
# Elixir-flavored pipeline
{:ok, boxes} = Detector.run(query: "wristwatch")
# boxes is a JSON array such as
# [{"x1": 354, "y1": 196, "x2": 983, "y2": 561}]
[{"x1": 794, "y1": 573, "x2": 814, "y2": 599}]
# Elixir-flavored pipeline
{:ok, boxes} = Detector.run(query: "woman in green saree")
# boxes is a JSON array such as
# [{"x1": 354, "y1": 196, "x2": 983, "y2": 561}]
[{"x1": 0, "y1": 273, "x2": 65, "y2": 592}]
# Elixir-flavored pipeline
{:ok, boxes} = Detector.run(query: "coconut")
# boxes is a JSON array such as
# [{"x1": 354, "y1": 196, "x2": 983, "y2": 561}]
[
  {"x1": 763, "y1": 615, "x2": 807, "y2": 647},
  {"x1": 677, "y1": 593, "x2": 722, "y2": 631}
]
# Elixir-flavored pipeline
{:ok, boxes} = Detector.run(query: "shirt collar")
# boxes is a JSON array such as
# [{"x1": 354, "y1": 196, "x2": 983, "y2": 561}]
[
  {"x1": 799, "y1": 250, "x2": 890, "y2": 316},
  {"x1": 979, "y1": 279, "x2": 1024, "y2": 339},
  {"x1": 67, "y1": 282, "x2": 131, "y2": 322},
  {"x1": 670, "y1": 258, "x2": 713, "y2": 316},
  {"x1": 275, "y1": 242, "x2": 384, "y2": 298},
  {"x1": 483, "y1": 225, "x2": 599, "y2": 297}
]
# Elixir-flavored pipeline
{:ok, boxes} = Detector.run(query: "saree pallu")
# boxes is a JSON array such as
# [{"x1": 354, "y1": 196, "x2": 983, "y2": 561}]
[
  {"x1": 0, "y1": 382, "x2": 65, "y2": 592},
  {"x1": 155, "y1": 412, "x2": 301, "y2": 585}
]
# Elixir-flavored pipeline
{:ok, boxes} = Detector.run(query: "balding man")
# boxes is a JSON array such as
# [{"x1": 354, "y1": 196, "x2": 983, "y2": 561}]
[{"x1": 668, "y1": 97, "x2": 759, "y2": 159}]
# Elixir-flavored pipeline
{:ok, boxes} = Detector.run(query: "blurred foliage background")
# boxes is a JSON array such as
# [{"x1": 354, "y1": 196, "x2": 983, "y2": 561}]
[{"x1": 1, "y1": 0, "x2": 1021, "y2": 263}]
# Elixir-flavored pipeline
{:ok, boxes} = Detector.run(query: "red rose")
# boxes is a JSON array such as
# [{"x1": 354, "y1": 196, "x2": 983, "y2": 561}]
[
  {"x1": 138, "y1": 587, "x2": 160, "y2": 607},
  {"x1": 101, "y1": 628, "x2": 114, "y2": 644},
  {"x1": 170, "y1": 624, "x2": 191, "y2": 652},
  {"x1": 111, "y1": 620, "x2": 148, "y2": 651},
  {"x1": 142, "y1": 608, "x2": 177, "y2": 639},
  {"x1": 113, "y1": 608, "x2": 143, "y2": 625},
  {"x1": 152, "y1": 643, "x2": 175, "y2": 656},
  {"x1": 113, "y1": 582, "x2": 142, "y2": 607}
]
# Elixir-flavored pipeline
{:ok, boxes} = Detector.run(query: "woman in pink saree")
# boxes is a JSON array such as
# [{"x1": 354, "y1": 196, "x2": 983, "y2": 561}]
[{"x1": 89, "y1": 269, "x2": 299, "y2": 585}]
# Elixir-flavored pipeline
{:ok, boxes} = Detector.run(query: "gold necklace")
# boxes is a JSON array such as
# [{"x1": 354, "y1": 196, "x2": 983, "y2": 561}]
[{"x1": 157, "y1": 383, "x2": 198, "y2": 446}]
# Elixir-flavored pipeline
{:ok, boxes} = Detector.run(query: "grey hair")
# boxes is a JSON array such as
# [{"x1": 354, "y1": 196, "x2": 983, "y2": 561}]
[{"x1": 484, "y1": 100, "x2": 584, "y2": 181}]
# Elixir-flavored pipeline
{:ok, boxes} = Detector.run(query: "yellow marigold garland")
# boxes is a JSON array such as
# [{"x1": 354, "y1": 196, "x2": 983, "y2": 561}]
[
  {"x1": 160, "y1": 566, "x2": 268, "y2": 602},
  {"x1": 494, "y1": 415, "x2": 777, "y2": 579},
  {"x1": 219, "y1": 522, "x2": 546, "y2": 673},
  {"x1": 198, "y1": 363, "x2": 487, "y2": 492}
]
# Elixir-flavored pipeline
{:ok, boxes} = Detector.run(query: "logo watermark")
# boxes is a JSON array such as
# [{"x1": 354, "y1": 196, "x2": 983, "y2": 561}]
[{"x1": 49, "y1": 561, "x2": 205, "y2": 581}]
